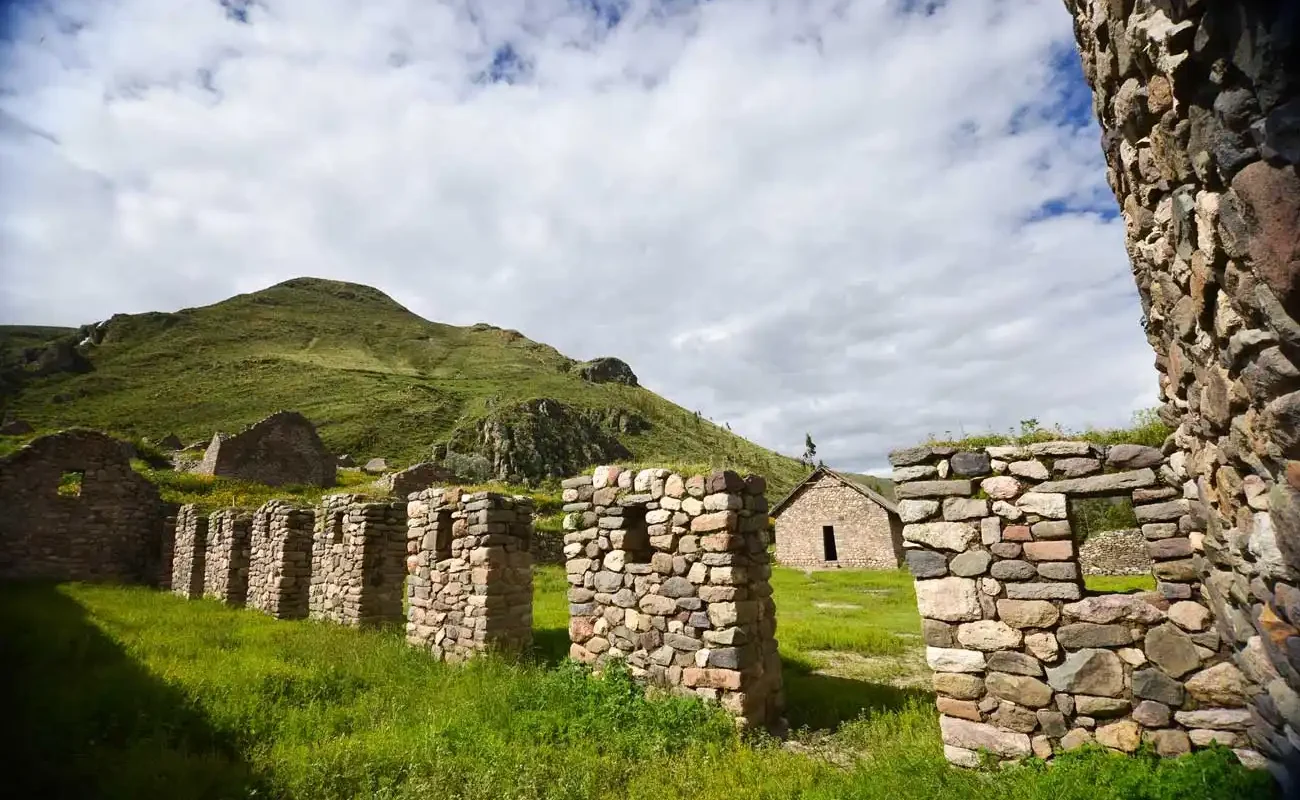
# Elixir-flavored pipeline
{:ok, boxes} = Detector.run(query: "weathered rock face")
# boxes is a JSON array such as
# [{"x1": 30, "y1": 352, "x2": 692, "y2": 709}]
[
  {"x1": 194, "y1": 410, "x2": 334, "y2": 487},
  {"x1": 0, "y1": 430, "x2": 168, "y2": 584},
  {"x1": 1065, "y1": 0, "x2": 1300, "y2": 780},
  {"x1": 451, "y1": 399, "x2": 643, "y2": 483},
  {"x1": 310, "y1": 496, "x2": 408, "y2": 627},
  {"x1": 405, "y1": 488, "x2": 534, "y2": 660},
  {"x1": 571, "y1": 357, "x2": 638, "y2": 386},
  {"x1": 563, "y1": 466, "x2": 783, "y2": 731}
]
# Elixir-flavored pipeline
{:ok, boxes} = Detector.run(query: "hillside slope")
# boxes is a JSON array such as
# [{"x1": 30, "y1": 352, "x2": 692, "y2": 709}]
[{"x1": 0, "y1": 278, "x2": 806, "y2": 493}]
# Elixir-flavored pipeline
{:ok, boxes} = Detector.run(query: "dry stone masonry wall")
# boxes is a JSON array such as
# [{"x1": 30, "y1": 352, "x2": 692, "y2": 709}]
[
  {"x1": 171, "y1": 504, "x2": 208, "y2": 600},
  {"x1": 405, "y1": 489, "x2": 534, "y2": 661},
  {"x1": 1066, "y1": 0, "x2": 1300, "y2": 786},
  {"x1": 563, "y1": 465, "x2": 784, "y2": 731},
  {"x1": 195, "y1": 410, "x2": 334, "y2": 487},
  {"x1": 247, "y1": 499, "x2": 315, "y2": 619},
  {"x1": 204, "y1": 509, "x2": 252, "y2": 605},
  {"x1": 892, "y1": 442, "x2": 1260, "y2": 767},
  {"x1": 0, "y1": 430, "x2": 167, "y2": 584},
  {"x1": 310, "y1": 495, "x2": 407, "y2": 626}
]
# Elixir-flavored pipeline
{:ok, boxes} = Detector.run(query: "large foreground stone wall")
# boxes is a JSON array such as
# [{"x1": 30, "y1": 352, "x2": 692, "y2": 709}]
[
  {"x1": 171, "y1": 504, "x2": 208, "y2": 599},
  {"x1": 310, "y1": 495, "x2": 407, "y2": 626},
  {"x1": 247, "y1": 500, "x2": 314, "y2": 619},
  {"x1": 204, "y1": 509, "x2": 251, "y2": 605},
  {"x1": 1066, "y1": 0, "x2": 1300, "y2": 788},
  {"x1": 563, "y1": 466, "x2": 784, "y2": 731},
  {"x1": 0, "y1": 430, "x2": 166, "y2": 584},
  {"x1": 894, "y1": 442, "x2": 1259, "y2": 767},
  {"x1": 406, "y1": 488, "x2": 534, "y2": 660}
]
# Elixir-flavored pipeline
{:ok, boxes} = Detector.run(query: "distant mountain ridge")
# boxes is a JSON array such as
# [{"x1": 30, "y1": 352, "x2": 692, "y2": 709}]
[{"x1": 0, "y1": 277, "x2": 807, "y2": 493}]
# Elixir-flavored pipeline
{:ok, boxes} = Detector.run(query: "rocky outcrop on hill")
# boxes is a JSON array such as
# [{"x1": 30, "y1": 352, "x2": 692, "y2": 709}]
[{"x1": 571, "y1": 357, "x2": 638, "y2": 386}]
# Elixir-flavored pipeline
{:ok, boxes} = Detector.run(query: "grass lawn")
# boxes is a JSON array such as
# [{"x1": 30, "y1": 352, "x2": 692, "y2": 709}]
[{"x1": 0, "y1": 568, "x2": 1271, "y2": 800}]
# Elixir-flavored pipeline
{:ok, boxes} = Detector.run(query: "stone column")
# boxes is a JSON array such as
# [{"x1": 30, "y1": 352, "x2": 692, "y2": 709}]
[
  {"x1": 405, "y1": 488, "x2": 534, "y2": 660},
  {"x1": 247, "y1": 499, "x2": 314, "y2": 619},
  {"x1": 204, "y1": 509, "x2": 252, "y2": 606},
  {"x1": 563, "y1": 466, "x2": 783, "y2": 731},
  {"x1": 170, "y1": 504, "x2": 207, "y2": 599},
  {"x1": 310, "y1": 495, "x2": 407, "y2": 626},
  {"x1": 1067, "y1": 0, "x2": 1300, "y2": 785}
]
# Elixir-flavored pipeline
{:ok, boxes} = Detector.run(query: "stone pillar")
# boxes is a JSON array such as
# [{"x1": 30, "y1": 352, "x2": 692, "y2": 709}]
[
  {"x1": 405, "y1": 488, "x2": 534, "y2": 661},
  {"x1": 204, "y1": 509, "x2": 252, "y2": 606},
  {"x1": 893, "y1": 442, "x2": 1257, "y2": 767},
  {"x1": 309, "y1": 495, "x2": 407, "y2": 626},
  {"x1": 246, "y1": 499, "x2": 314, "y2": 619},
  {"x1": 563, "y1": 466, "x2": 783, "y2": 731},
  {"x1": 1067, "y1": 0, "x2": 1300, "y2": 785},
  {"x1": 158, "y1": 506, "x2": 178, "y2": 590},
  {"x1": 170, "y1": 504, "x2": 207, "y2": 599}
]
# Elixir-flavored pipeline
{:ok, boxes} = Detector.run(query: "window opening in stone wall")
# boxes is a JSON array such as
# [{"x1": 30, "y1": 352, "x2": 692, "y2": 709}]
[
  {"x1": 822, "y1": 525, "x2": 838, "y2": 561},
  {"x1": 434, "y1": 510, "x2": 453, "y2": 561},
  {"x1": 331, "y1": 511, "x2": 345, "y2": 544},
  {"x1": 57, "y1": 470, "x2": 84, "y2": 498},
  {"x1": 1068, "y1": 495, "x2": 1152, "y2": 578},
  {"x1": 621, "y1": 505, "x2": 652, "y2": 564}
]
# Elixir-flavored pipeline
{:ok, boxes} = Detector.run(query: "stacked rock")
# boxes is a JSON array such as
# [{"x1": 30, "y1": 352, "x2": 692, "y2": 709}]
[
  {"x1": 204, "y1": 509, "x2": 252, "y2": 606},
  {"x1": 246, "y1": 499, "x2": 314, "y2": 619},
  {"x1": 309, "y1": 495, "x2": 408, "y2": 626},
  {"x1": 893, "y1": 442, "x2": 1261, "y2": 767},
  {"x1": 405, "y1": 488, "x2": 534, "y2": 661},
  {"x1": 562, "y1": 466, "x2": 784, "y2": 731},
  {"x1": 170, "y1": 504, "x2": 208, "y2": 599},
  {"x1": 1065, "y1": 1, "x2": 1300, "y2": 778},
  {"x1": 159, "y1": 505, "x2": 179, "y2": 590}
]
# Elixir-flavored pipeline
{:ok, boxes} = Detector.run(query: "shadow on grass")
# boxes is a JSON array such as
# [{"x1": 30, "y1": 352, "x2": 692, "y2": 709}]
[
  {"x1": 0, "y1": 582, "x2": 266, "y2": 799},
  {"x1": 532, "y1": 625, "x2": 572, "y2": 666},
  {"x1": 781, "y1": 655, "x2": 934, "y2": 733}
]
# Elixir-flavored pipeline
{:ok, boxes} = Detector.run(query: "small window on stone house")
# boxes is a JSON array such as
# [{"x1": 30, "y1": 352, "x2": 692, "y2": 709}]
[
  {"x1": 433, "y1": 510, "x2": 453, "y2": 561},
  {"x1": 331, "y1": 511, "x2": 346, "y2": 545},
  {"x1": 822, "y1": 525, "x2": 838, "y2": 562},
  {"x1": 619, "y1": 505, "x2": 652, "y2": 564},
  {"x1": 58, "y1": 470, "x2": 84, "y2": 498}
]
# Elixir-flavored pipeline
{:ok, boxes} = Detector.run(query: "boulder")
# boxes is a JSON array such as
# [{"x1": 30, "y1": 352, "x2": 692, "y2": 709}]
[
  {"x1": 950, "y1": 451, "x2": 992, "y2": 476},
  {"x1": 1184, "y1": 662, "x2": 1250, "y2": 707},
  {"x1": 572, "y1": 357, "x2": 638, "y2": 386},
  {"x1": 1132, "y1": 668, "x2": 1185, "y2": 706},
  {"x1": 1144, "y1": 623, "x2": 1201, "y2": 678},
  {"x1": 0, "y1": 419, "x2": 34, "y2": 436},
  {"x1": 1168, "y1": 601, "x2": 1211, "y2": 631},
  {"x1": 364, "y1": 457, "x2": 389, "y2": 474},
  {"x1": 1095, "y1": 720, "x2": 1141, "y2": 752},
  {"x1": 939, "y1": 716, "x2": 1031, "y2": 758}
]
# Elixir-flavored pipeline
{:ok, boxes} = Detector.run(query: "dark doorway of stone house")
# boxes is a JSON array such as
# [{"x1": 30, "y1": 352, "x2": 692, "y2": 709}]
[{"x1": 822, "y1": 525, "x2": 838, "y2": 562}]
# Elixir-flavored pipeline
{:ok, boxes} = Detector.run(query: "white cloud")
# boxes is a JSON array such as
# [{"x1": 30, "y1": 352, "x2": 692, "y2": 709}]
[{"x1": 0, "y1": 0, "x2": 1156, "y2": 471}]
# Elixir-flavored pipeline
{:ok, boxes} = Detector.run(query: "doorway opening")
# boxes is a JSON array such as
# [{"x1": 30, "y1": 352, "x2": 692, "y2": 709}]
[{"x1": 822, "y1": 525, "x2": 838, "y2": 561}]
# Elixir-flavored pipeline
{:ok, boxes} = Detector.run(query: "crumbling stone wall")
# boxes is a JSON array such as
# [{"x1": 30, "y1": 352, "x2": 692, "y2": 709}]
[
  {"x1": 0, "y1": 430, "x2": 166, "y2": 584},
  {"x1": 376, "y1": 462, "x2": 454, "y2": 500},
  {"x1": 894, "y1": 442, "x2": 1258, "y2": 766},
  {"x1": 310, "y1": 495, "x2": 407, "y2": 626},
  {"x1": 1079, "y1": 528, "x2": 1152, "y2": 576},
  {"x1": 246, "y1": 499, "x2": 314, "y2": 619},
  {"x1": 1066, "y1": 0, "x2": 1300, "y2": 785},
  {"x1": 171, "y1": 504, "x2": 208, "y2": 599},
  {"x1": 195, "y1": 410, "x2": 334, "y2": 487},
  {"x1": 563, "y1": 466, "x2": 783, "y2": 731},
  {"x1": 406, "y1": 488, "x2": 533, "y2": 660},
  {"x1": 773, "y1": 472, "x2": 902, "y2": 570},
  {"x1": 204, "y1": 509, "x2": 251, "y2": 605}
]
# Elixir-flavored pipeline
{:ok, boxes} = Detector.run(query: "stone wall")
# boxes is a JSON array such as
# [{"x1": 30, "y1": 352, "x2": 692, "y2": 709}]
[
  {"x1": 246, "y1": 499, "x2": 314, "y2": 619},
  {"x1": 310, "y1": 495, "x2": 407, "y2": 626},
  {"x1": 893, "y1": 442, "x2": 1258, "y2": 767},
  {"x1": 376, "y1": 462, "x2": 454, "y2": 500},
  {"x1": 204, "y1": 509, "x2": 252, "y2": 605},
  {"x1": 195, "y1": 410, "x2": 334, "y2": 487},
  {"x1": 774, "y1": 472, "x2": 902, "y2": 570},
  {"x1": 405, "y1": 488, "x2": 534, "y2": 660},
  {"x1": 1079, "y1": 528, "x2": 1153, "y2": 576},
  {"x1": 562, "y1": 465, "x2": 784, "y2": 731},
  {"x1": 1066, "y1": 0, "x2": 1300, "y2": 786},
  {"x1": 171, "y1": 504, "x2": 208, "y2": 599},
  {"x1": 0, "y1": 430, "x2": 166, "y2": 584}
]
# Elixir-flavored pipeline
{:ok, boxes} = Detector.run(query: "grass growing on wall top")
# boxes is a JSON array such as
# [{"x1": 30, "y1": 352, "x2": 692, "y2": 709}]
[
  {"x1": 0, "y1": 581, "x2": 1270, "y2": 800},
  {"x1": 920, "y1": 409, "x2": 1173, "y2": 451}
]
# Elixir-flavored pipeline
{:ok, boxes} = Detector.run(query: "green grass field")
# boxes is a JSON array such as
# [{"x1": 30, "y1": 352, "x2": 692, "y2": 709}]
[{"x1": 0, "y1": 566, "x2": 1270, "y2": 800}]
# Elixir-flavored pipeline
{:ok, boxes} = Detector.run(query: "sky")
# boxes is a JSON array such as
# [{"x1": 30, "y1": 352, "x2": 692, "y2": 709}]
[{"x1": 0, "y1": 0, "x2": 1157, "y2": 473}]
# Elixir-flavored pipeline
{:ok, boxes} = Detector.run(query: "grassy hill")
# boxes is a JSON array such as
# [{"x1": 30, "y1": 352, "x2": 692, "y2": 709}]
[{"x1": 0, "y1": 278, "x2": 806, "y2": 494}]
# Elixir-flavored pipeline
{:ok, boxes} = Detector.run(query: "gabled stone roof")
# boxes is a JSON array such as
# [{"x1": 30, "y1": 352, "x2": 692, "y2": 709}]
[{"x1": 769, "y1": 466, "x2": 899, "y2": 517}]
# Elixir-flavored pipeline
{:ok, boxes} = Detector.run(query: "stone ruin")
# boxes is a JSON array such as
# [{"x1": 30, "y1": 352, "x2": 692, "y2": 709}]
[
  {"x1": 1062, "y1": 0, "x2": 1300, "y2": 787},
  {"x1": 406, "y1": 488, "x2": 534, "y2": 661},
  {"x1": 375, "y1": 462, "x2": 454, "y2": 500},
  {"x1": 310, "y1": 495, "x2": 407, "y2": 626},
  {"x1": 171, "y1": 504, "x2": 208, "y2": 599},
  {"x1": 1079, "y1": 529, "x2": 1152, "y2": 576},
  {"x1": 194, "y1": 410, "x2": 334, "y2": 487},
  {"x1": 0, "y1": 430, "x2": 167, "y2": 584},
  {"x1": 204, "y1": 509, "x2": 252, "y2": 606},
  {"x1": 246, "y1": 499, "x2": 315, "y2": 619},
  {"x1": 562, "y1": 465, "x2": 784, "y2": 731},
  {"x1": 895, "y1": 442, "x2": 1256, "y2": 766}
]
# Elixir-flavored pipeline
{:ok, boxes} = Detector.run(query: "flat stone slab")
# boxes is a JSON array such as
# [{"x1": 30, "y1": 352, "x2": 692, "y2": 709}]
[
  {"x1": 897, "y1": 480, "x2": 974, "y2": 499},
  {"x1": 1035, "y1": 469, "x2": 1156, "y2": 495}
]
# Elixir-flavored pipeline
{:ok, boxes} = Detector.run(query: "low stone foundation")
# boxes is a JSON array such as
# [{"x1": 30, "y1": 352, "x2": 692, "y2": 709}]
[
  {"x1": 405, "y1": 488, "x2": 534, "y2": 661},
  {"x1": 171, "y1": 504, "x2": 208, "y2": 599},
  {"x1": 563, "y1": 466, "x2": 784, "y2": 731},
  {"x1": 247, "y1": 500, "x2": 314, "y2": 619},
  {"x1": 204, "y1": 509, "x2": 252, "y2": 605},
  {"x1": 310, "y1": 495, "x2": 407, "y2": 626}
]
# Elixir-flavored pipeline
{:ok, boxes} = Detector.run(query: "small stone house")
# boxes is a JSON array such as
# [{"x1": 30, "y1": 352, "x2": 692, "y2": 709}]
[{"x1": 771, "y1": 468, "x2": 903, "y2": 570}]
